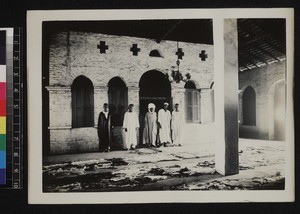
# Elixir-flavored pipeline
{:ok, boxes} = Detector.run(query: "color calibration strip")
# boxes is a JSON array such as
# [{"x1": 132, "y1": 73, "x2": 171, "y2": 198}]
[
  {"x1": 0, "y1": 30, "x2": 7, "y2": 185},
  {"x1": 0, "y1": 28, "x2": 23, "y2": 189}
]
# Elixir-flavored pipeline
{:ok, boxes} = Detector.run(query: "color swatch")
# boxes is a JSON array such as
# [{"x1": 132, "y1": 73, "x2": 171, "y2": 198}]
[
  {"x1": 0, "y1": 28, "x2": 22, "y2": 189},
  {"x1": 0, "y1": 30, "x2": 6, "y2": 185}
]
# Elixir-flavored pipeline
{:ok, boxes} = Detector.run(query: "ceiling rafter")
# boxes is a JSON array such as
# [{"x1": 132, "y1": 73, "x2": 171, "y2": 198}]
[{"x1": 237, "y1": 19, "x2": 286, "y2": 72}]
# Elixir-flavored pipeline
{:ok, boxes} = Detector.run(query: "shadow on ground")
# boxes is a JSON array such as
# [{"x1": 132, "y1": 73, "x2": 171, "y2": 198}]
[{"x1": 43, "y1": 139, "x2": 285, "y2": 192}]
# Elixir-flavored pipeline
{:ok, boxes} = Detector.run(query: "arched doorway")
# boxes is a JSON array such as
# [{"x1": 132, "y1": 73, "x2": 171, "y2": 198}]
[
  {"x1": 139, "y1": 70, "x2": 172, "y2": 144},
  {"x1": 274, "y1": 83, "x2": 285, "y2": 141},
  {"x1": 108, "y1": 77, "x2": 128, "y2": 127},
  {"x1": 242, "y1": 86, "x2": 256, "y2": 126}
]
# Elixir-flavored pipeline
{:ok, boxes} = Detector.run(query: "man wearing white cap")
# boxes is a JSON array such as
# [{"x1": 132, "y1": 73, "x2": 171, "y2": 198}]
[
  {"x1": 143, "y1": 103, "x2": 157, "y2": 147},
  {"x1": 123, "y1": 104, "x2": 139, "y2": 150},
  {"x1": 171, "y1": 103, "x2": 184, "y2": 146},
  {"x1": 158, "y1": 102, "x2": 172, "y2": 146}
]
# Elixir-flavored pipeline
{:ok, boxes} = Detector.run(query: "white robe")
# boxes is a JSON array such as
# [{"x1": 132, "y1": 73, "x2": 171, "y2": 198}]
[
  {"x1": 142, "y1": 111, "x2": 157, "y2": 146},
  {"x1": 123, "y1": 111, "x2": 139, "y2": 148},
  {"x1": 171, "y1": 110, "x2": 184, "y2": 145},
  {"x1": 158, "y1": 109, "x2": 172, "y2": 143}
]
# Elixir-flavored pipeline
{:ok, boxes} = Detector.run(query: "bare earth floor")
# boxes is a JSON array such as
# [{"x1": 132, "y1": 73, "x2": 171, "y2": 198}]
[{"x1": 43, "y1": 138, "x2": 285, "y2": 192}]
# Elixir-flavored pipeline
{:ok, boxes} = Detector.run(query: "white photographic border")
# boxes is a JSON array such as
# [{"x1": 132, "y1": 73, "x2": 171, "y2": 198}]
[{"x1": 27, "y1": 8, "x2": 294, "y2": 204}]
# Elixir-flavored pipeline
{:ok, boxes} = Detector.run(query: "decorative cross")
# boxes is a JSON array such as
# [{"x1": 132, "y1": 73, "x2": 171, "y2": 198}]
[
  {"x1": 130, "y1": 44, "x2": 141, "y2": 56},
  {"x1": 175, "y1": 48, "x2": 184, "y2": 59},
  {"x1": 97, "y1": 41, "x2": 108, "y2": 54},
  {"x1": 199, "y1": 50, "x2": 208, "y2": 61}
]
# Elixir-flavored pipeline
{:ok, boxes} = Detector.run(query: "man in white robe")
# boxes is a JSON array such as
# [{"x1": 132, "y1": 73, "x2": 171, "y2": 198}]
[
  {"x1": 123, "y1": 104, "x2": 139, "y2": 150},
  {"x1": 142, "y1": 103, "x2": 157, "y2": 147},
  {"x1": 171, "y1": 103, "x2": 184, "y2": 146},
  {"x1": 158, "y1": 102, "x2": 172, "y2": 146}
]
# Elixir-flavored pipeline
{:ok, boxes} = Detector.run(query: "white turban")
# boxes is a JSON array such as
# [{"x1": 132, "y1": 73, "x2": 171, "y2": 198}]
[
  {"x1": 164, "y1": 102, "x2": 169, "y2": 106},
  {"x1": 148, "y1": 103, "x2": 155, "y2": 112}
]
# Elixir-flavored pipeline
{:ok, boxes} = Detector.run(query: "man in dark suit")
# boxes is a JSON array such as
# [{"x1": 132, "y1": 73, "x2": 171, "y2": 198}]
[{"x1": 97, "y1": 103, "x2": 112, "y2": 152}]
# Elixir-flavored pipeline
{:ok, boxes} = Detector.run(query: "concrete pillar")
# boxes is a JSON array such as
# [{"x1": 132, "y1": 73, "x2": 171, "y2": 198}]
[
  {"x1": 200, "y1": 89, "x2": 214, "y2": 123},
  {"x1": 128, "y1": 86, "x2": 140, "y2": 115},
  {"x1": 172, "y1": 88, "x2": 185, "y2": 109},
  {"x1": 46, "y1": 86, "x2": 72, "y2": 128},
  {"x1": 127, "y1": 86, "x2": 140, "y2": 145},
  {"x1": 256, "y1": 94, "x2": 269, "y2": 139},
  {"x1": 238, "y1": 91, "x2": 243, "y2": 124},
  {"x1": 94, "y1": 86, "x2": 108, "y2": 127},
  {"x1": 214, "y1": 19, "x2": 239, "y2": 175},
  {"x1": 268, "y1": 94, "x2": 275, "y2": 140}
]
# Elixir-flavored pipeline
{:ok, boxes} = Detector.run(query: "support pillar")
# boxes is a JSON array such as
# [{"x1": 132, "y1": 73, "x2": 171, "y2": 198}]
[
  {"x1": 94, "y1": 86, "x2": 109, "y2": 127},
  {"x1": 128, "y1": 86, "x2": 140, "y2": 115},
  {"x1": 128, "y1": 86, "x2": 140, "y2": 145},
  {"x1": 268, "y1": 94, "x2": 275, "y2": 140},
  {"x1": 200, "y1": 89, "x2": 214, "y2": 123},
  {"x1": 172, "y1": 88, "x2": 185, "y2": 109},
  {"x1": 214, "y1": 19, "x2": 239, "y2": 175},
  {"x1": 46, "y1": 86, "x2": 72, "y2": 128}
]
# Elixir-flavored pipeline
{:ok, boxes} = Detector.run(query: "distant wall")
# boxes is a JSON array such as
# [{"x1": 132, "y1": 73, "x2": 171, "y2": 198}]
[{"x1": 239, "y1": 61, "x2": 285, "y2": 140}]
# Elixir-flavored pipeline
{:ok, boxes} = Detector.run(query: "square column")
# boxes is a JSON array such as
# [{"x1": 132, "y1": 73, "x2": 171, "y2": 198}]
[
  {"x1": 214, "y1": 19, "x2": 239, "y2": 175},
  {"x1": 172, "y1": 88, "x2": 185, "y2": 108},
  {"x1": 268, "y1": 94, "x2": 275, "y2": 140},
  {"x1": 94, "y1": 86, "x2": 109, "y2": 127},
  {"x1": 128, "y1": 86, "x2": 140, "y2": 115},
  {"x1": 46, "y1": 86, "x2": 72, "y2": 128},
  {"x1": 200, "y1": 89, "x2": 215, "y2": 123}
]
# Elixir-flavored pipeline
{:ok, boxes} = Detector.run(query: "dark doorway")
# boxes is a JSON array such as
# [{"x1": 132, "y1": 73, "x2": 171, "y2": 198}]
[
  {"x1": 108, "y1": 77, "x2": 128, "y2": 127},
  {"x1": 139, "y1": 70, "x2": 172, "y2": 144},
  {"x1": 242, "y1": 86, "x2": 256, "y2": 126}
]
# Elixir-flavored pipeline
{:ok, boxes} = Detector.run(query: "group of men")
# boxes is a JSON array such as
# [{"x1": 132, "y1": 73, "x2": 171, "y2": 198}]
[{"x1": 97, "y1": 102, "x2": 184, "y2": 152}]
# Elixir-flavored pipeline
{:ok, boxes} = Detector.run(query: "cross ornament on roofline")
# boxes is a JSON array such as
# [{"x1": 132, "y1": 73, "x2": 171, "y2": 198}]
[
  {"x1": 199, "y1": 50, "x2": 208, "y2": 61},
  {"x1": 97, "y1": 41, "x2": 108, "y2": 54},
  {"x1": 130, "y1": 44, "x2": 141, "y2": 56},
  {"x1": 175, "y1": 48, "x2": 184, "y2": 60}
]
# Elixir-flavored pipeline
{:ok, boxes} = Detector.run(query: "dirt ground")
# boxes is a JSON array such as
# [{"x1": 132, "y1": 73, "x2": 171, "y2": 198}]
[{"x1": 43, "y1": 139, "x2": 285, "y2": 192}]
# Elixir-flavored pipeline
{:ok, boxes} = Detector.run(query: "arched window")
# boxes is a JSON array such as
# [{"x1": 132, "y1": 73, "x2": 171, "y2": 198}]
[
  {"x1": 108, "y1": 77, "x2": 128, "y2": 126},
  {"x1": 185, "y1": 81, "x2": 200, "y2": 123},
  {"x1": 71, "y1": 76, "x2": 94, "y2": 128},
  {"x1": 242, "y1": 86, "x2": 256, "y2": 126},
  {"x1": 149, "y1": 49, "x2": 163, "y2": 57}
]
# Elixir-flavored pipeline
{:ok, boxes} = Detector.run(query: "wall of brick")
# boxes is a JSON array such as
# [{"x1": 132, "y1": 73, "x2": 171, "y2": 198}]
[
  {"x1": 48, "y1": 87, "x2": 72, "y2": 128},
  {"x1": 200, "y1": 89, "x2": 214, "y2": 123},
  {"x1": 94, "y1": 87, "x2": 109, "y2": 126},
  {"x1": 49, "y1": 32, "x2": 70, "y2": 86},
  {"x1": 47, "y1": 31, "x2": 214, "y2": 154},
  {"x1": 50, "y1": 31, "x2": 214, "y2": 88},
  {"x1": 111, "y1": 127, "x2": 126, "y2": 150},
  {"x1": 238, "y1": 61, "x2": 285, "y2": 140},
  {"x1": 49, "y1": 128, "x2": 99, "y2": 154}
]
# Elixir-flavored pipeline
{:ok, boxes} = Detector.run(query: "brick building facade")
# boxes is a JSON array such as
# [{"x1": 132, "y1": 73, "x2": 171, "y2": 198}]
[{"x1": 46, "y1": 31, "x2": 215, "y2": 154}]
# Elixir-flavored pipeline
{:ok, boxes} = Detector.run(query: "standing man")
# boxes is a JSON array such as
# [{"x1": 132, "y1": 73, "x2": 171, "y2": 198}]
[
  {"x1": 97, "y1": 103, "x2": 112, "y2": 152},
  {"x1": 158, "y1": 102, "x2": 172, "y2": 147},
  {"x1": 171, "y1": 103, "x2": 184, "y2": 146},
  {"x1": 123, "y1": 104, "x2": 139, "y2": 150},
  {"x1": 142, "y1": 103, "x2": 157, "y2": 148}
]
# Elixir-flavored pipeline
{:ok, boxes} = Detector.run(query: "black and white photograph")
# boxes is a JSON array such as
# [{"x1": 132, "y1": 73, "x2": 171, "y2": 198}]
[{"x1": 27, "y1": 9, "x2": 294, "y2": 203}]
